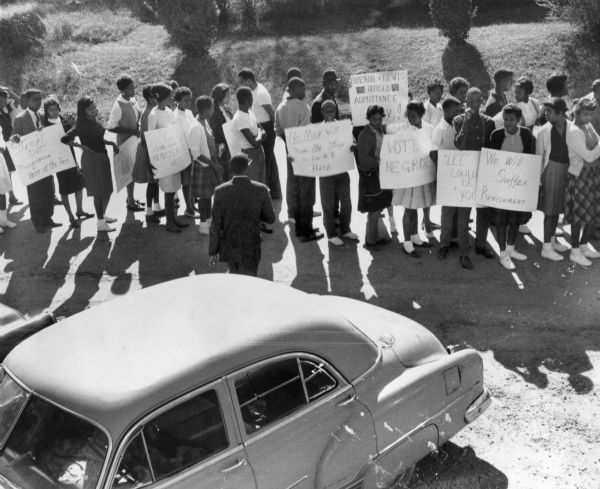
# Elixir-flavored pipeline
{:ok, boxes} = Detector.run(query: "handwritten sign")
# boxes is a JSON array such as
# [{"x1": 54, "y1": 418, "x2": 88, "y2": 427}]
[
  {"x1": 475, "y1": 148, "x2": 541, "y2": 211},
  {"x1": 7, "y1": 124, "x2": 76, "y2": 186},
  {"x1": 348, "y1": 71, "x2": 409, "y2": 127},
  {"x1": 436, "y1": 150, "x2": 480, "y2": 207},
  {"x1": 0, "y1": 152, "x2": 12, "y2": 194},
  {"x1": 145, "y1": 125, "x2": 190, "y2": 179},
  {"x1": 284, "y1": 120, "x2": 355, "y2": 177},
  {"x1": 379, "y1": 127, "x2": 436, "y2": 189},
  {"x1": 221, "y1": 120, "x2": 240, "y2": 156},
  {"x1": 110, "y1": 135, "x2": 139, "y2": 193}
]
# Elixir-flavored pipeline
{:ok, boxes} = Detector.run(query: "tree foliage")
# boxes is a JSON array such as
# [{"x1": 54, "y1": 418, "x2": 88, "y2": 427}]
[{"x1": 429, "y1": 0, "x2": 476, "y2": 42}]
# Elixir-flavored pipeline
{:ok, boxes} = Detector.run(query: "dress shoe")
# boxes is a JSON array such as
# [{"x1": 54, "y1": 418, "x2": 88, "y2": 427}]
[
  {"x1": 46, "y1": 220, "x2": 62, "y2": 228},
  {"x1": 328, "y1": 237, "x2": 344, "y2": 246},
  {"x1": 166, "y1": 225, "x2": 182, "y2": 233},
  {"x1": 570, "y1": 248, "x2": 592, "y2": 266},
  {"x1": 300, "y1": 231, "x2": 324, "y2": 242},
  {"x1": 97, "y1": 220, "x2": 115, "y2": 233},
  {"x1": 541, "y1": 243, "x2": 564, "y2": 261},
  {"x1": 105, "y1": 216, "x2": 117, "y2": 224},
  {"x1": 460, "y1": 255, "x2": 473, "y2": 270},
  {"x1": 174, "y1": 218, "x2": 189, "y2": 228},
  {"x1": 76, "y1": 211, "x2": 94, "y2": 220},
  {"x1": 126, "y1": 202, "x2": 145, "y2": 212},
  {"x1": 153, "y1": 209, "x2": 166, "y2": 217},
  {"x1": 438, "y1": 246, "x2": 449, "y2": 259},
  {"x1": 449, "y1": 240, "x2": 459, "y2": 249},
  {"x1": 413, "y1": 240, "x2": 432, "y2": 248},
  {"x1": 507, "y1": 245, "x2": 527, "y2": 261},
  {"x1": 402, "y1": 242, "x2": 420, "y2": 257},
  {"x1": 184, "y1": 210, "x2": 200, "y2": 219},
  {"x1": 476, "y1": 246, "x2": 494, "y2": 259},
  {"x1": 342, "y1": 231, "x2": 359, "y2": 241}
]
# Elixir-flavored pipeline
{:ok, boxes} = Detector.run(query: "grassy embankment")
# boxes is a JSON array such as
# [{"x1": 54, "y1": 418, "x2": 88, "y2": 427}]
[{"x1": 1, "y1": 3, "x2": 598, "y2": 119}]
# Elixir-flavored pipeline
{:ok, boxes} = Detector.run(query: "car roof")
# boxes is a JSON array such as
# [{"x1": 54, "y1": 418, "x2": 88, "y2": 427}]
[{"x1": 4, "y1": 275, "x2": 378, "y2": 438}]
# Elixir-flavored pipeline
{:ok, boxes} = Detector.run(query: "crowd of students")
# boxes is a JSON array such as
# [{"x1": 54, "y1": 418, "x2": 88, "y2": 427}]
[{"x1": 1, "y1": 66, "x2": 600, "y2": 271}]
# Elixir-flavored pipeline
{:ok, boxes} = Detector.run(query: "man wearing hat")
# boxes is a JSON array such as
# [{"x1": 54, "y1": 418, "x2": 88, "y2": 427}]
[
  {"x1": 209, "y1": 153, "x2": 275, "y2": 276},
  {"x1": 485, "y1": 68, "x2": 514, "y2": 117},
  {"x1": 238, "y1": 68, "x2": 282, "y2": 200},
  {"x1": 275, "y1": 77, "x2": 323, "y2": 242},
  {"x1": 536, "y1": 97, "x2": 572, "y2": 261},
  {"x1": 311, "y1": 69, "x2": 340, "y2": 124}
]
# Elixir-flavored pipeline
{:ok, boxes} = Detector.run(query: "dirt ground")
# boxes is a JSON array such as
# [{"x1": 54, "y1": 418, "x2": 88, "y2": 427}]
[{"x1": 0, "y1": 140, "x2": 598, "y2": 488}]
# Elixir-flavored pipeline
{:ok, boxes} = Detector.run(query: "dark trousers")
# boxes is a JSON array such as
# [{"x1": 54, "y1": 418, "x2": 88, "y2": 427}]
[
  {"x1": 296, "y1": 176, "x2": 316, "y2": 237},
  {"x1": 261, "y1": 121, "x2": 281, "y2": 199},
  {"x1": 228, "y1": 260, "x2": 259, "y2": 277},
  {"x1": 198, "y1": 197, "x2": 211, "y2": 221},
  {"x1": 286, "y1": 157, "x2": 299, "y2": 219},
  {"x1": 440, "y1": 206, "x2": 470, "y2": 253},
  {"x1": 27, "y1": 176, "x2": 54, "y2": 228},
  {"x1": 475, "y1": 207, "x2": 491, "y2": 249},
  {"x1": 320, "y1": 172, "x2": 351, "y2": 238}
]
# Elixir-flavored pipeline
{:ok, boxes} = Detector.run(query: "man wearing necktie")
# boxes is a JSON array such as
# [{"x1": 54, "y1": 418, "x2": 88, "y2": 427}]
[{"x1": 11, "y1": 89, "x2": 60, "y2": 232}]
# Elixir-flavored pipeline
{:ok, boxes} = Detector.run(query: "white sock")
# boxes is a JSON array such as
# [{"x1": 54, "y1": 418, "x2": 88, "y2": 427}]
[
  {"x1": 146, "y1": 209, "x2": 153, "y2": 216},
  {"x1": 153, "y1": 203, "x2": 162, "y2": 212}
]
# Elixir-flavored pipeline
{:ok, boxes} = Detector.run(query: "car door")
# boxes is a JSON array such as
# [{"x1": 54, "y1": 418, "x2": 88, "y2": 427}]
[
  {"x1": 107, "y1": 379, "x2": 256, "y2": 489},
  {"x1": 227, "y1": 354, "x2": 377, "y2": 489}
]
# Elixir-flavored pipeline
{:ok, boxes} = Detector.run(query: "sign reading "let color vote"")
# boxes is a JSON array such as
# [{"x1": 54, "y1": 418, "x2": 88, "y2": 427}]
[{"x1": 379, "y1": 127, "x2": 436, "y2": 189}]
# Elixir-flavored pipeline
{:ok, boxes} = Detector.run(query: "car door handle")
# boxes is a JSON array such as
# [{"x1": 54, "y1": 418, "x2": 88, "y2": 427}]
[
  {"x1": 336, "y1": 394, "x2": 356, "y2": 407},
  {"x1": 219, "y1": 459, "x2": 247, "y2": 473}
]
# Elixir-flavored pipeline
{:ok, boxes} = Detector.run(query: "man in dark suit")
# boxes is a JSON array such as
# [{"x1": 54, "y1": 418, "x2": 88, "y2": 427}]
[
  {"x1": 209, "y1": 154, "x2": 275, "y2": 277},
  {"x1": 11, "y1": 88, "x2": 60, "y2": 232}
]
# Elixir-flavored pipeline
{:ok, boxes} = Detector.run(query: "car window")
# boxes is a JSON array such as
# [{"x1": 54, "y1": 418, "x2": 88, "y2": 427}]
[
  {"x1": 142, "y1": 390, "x2": 228, "y2": 481},
  {"x1": 300, "y1": 359, "x2": 338, "y2": 401},
  {"x1": 112, "y1": 433, "x2": 152, "y2": 489},
  {"x1": 235, "y1": 357, "x2": 307, "y2": 435}
]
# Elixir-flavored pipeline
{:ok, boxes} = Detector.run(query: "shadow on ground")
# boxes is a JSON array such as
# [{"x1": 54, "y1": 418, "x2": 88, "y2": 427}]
[{"x1": 441, "y1": 40, "x2": 492, "y2": 92}]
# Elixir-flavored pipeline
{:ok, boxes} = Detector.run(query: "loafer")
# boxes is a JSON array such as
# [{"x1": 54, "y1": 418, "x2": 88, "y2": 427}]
[
  {"x1": 126, "y1": 202, "x2": 145, "y2": 212},
  {"x1": 46, "y1": 220, "x2": 62, "y2": 228},
  {"x1": 402, "y1": 247, "x2": 420, "y2": 258},
  {"x1": 460, "y1": 255, "x2": 473, "y2": 270},
  {"x1": 438, "y1": 246, "x2": 449, "y2": 259},
  {"x1": 145, "y1": 215, "x2": 161, "y2": 224},
  {"x1": 174, "y1": 219, "x2": 189, "y2": 228},
  {"x1": 476, "y1": 247, "x2": 494, "y2": 259}
]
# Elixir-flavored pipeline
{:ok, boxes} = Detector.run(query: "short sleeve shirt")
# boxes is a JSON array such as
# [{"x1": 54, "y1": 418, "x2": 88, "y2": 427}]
[
  {"x1": 231, "y1": 110, "x2": 258, "y2": 152},
  {"x1": 431, "y1": 119, "x2": 456, "y2": 151},
  {"x1": 252, "y1": 83, "x2": 272, "y2": 123}
]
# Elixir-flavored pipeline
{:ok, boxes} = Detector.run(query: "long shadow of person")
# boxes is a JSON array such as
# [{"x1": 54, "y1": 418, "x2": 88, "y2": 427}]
[
  {"x1": 441, "y1": 40, "x2": 492, "y2": 92},
  {"x1": 34, "y1": 227, "x2": 94, "y2": 312},
  {"x1": 289, "y1": 234, "x2": 329, "y2": 294},
  {"x1": 53, "y1": 234, "x2": 112, "y2": 317},
  {"x1": 0, "y1": 214, "x2": 53, "y2": 315},
  {"x1": 259, "y1": 200, "x2": 289, "y2": 281},
  {"x1": 327, "y1": 241, "x2": 364, "y2": 299}
]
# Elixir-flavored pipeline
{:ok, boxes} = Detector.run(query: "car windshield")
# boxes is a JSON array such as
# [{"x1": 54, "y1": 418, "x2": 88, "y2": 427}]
[{"x1": 0, "y1": 373, "x2": 109, "y2": 489}]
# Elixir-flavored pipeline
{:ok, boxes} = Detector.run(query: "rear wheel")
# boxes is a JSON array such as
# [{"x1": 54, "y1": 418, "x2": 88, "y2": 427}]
[{"x1": 386, "y1": 465, "x2": 415, "y2": 489}]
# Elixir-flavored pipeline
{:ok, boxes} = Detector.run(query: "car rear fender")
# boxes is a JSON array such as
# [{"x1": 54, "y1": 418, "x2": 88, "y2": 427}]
[{"x1": 355, "y1": 349, "x2": 484, "y2": 453}]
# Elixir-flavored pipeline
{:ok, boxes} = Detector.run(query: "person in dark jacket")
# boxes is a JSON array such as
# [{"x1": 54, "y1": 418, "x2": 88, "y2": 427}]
[
  {"x1": 208, "y1": 83, "x2": 234, "y2": 182},
  {"x1": 209, "y1": 153, "x2": 275, "y2": 276},
  {"x1": 485, "y1": 103, "x2": 536, "y2": 270},
  {"x1": 485, "y1": 68, "x2": 513, "y2": 117}
]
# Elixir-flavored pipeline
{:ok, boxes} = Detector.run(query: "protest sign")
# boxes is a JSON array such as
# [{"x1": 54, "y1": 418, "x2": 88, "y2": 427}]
[
  {"x1": 111, "y1": 135, "x2": 139, "y2": 193},
  {"x1": 475, "y1": 148, "x2": 541, "y2": 211},
  {"x1": 348, "y1": 71, "x2": 409, "y2": 127},
  {"x1": 7, "y1": 124, "x2": 76, "y2": 186},
  {"x1": 145, "y1": 125, "x2": 190, "y2": 179},
  {"x1": 379, "y1": 127, "x2": 436, "y2": 189},
  {"x1": 436, "y1": 150, "x2": 480, "y2": 207},
  {"x1": 0, "y1": 151, "x2": 12, "y2": 194},
  {"x1": 284, "y1": 120, "x2": 355, "y2": 177}
]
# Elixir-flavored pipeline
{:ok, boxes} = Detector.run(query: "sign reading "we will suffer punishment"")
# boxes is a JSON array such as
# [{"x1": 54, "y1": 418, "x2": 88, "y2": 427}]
[{"x1": 348, "y1": 71, "x2": 409, "y2": 127}]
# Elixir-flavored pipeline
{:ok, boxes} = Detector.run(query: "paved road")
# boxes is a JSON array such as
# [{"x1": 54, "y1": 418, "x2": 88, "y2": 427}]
[{"x1": 0, "y1": 139, "x2": 598, "y2": 488}]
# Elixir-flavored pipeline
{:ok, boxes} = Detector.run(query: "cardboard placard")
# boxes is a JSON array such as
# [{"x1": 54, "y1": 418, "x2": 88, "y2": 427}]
[
  {"x1": 7, "y1": 124, "x2": 76, "y2": 186},
  {"x1": 145, "y1": 125, "x2": 191, "y2": 179},
  {"x1": 436, "y1": 150, "x2": 480, "y2": 207},
  {"x1": 475, "y1": 148, "x2": 542, "y2": 211},
  {"x1": 348, "y1": 71, "x2": 409, "y2": 127},
  {"x1": 284, "y1": 120, "x2": 355, "y2": 177}
]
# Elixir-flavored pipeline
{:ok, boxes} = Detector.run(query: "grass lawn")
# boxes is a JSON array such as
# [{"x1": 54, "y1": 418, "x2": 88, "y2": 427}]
[{"x1": 1, "y1": 3, "x2": 598, "y2": 119}]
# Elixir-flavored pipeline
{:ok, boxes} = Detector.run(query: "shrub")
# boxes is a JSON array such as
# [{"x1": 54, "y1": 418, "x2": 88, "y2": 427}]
[
  {"x1": 155, "y1": 0, "x2": 217, "y2": 54},
  {"x1": 263, "y1": 0, "x2": 321, "y2": 18},
  {"x1": 216, "y1": 0, "x2": 231, "y2": 24},
  {"x1": 429, "y1": 0, "x2": 476, "y2": 42},
  {"x1": 52, "y1": 20, "x2": 74, "y2": 42},
  {"x1": 0, "y1": 10, "x2": 46, "y2": 57},
  {"x1": 239, "y1": 0, "x2": 258, "y2": 31},
  {"x1": 536, "y1": 0, "x2": 600, "y2": 40}
]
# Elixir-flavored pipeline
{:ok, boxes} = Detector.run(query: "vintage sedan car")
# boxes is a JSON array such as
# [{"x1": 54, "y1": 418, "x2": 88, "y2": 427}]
[{"x1": 0, "y1": 275, "x2": 490, "y2": 489}]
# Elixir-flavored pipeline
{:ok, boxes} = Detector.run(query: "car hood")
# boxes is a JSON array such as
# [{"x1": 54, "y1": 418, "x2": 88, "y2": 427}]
[{"x1": 319, "y1": 296, "x2": 447, "y2": 367}]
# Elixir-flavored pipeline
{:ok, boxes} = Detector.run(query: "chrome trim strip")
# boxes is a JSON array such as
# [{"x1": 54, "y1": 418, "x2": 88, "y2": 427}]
[{"x1": 285, "y1": 475, "x2": 308, "y2": 489}]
